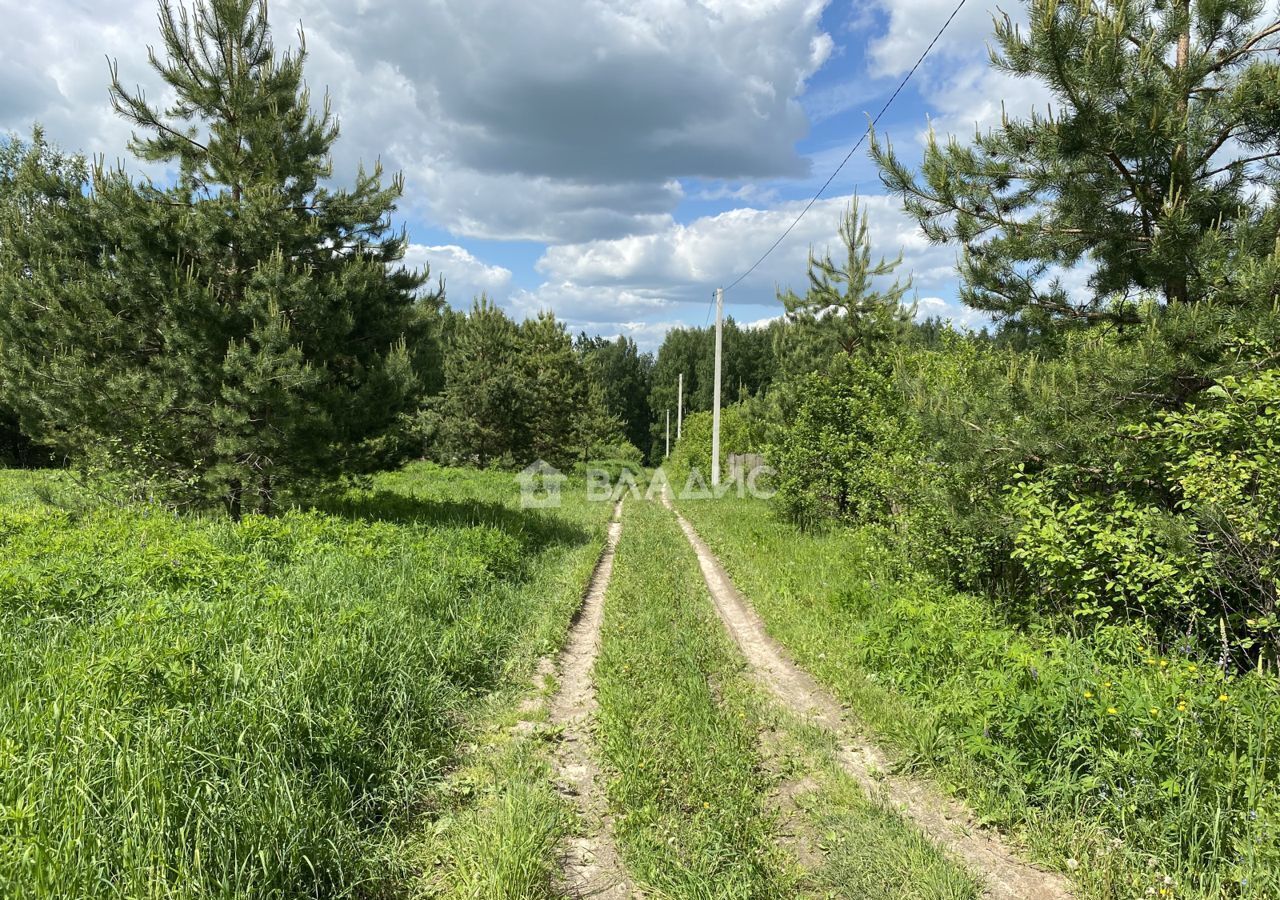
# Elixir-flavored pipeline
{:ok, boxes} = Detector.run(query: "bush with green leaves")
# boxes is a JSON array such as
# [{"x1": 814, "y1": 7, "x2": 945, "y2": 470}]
[
  {"x1": 770, "y1": 355, "x2": 923, "y2": 531},
  {"x1": 1146, "y1": 369, "x2": 1280, "y2": 668}
]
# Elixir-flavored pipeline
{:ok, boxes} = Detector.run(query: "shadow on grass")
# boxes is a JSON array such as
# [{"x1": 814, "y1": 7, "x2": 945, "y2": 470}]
[{"x1": 315, "y1": 490, "x2": 593, "y2": 556}]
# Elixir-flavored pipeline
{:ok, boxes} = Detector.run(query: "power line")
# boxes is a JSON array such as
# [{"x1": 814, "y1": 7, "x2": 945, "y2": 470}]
[{"x1": 722, "y1": 0, "x2": 970, "y2": 295}]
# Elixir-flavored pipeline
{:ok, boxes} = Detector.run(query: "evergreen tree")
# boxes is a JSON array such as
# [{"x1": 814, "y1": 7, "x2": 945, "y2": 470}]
[
  {"x1": 576, "y1": 334, "x2": 653, "y2": 454},
  {"x1": 432, "y1": 297, "x2": 524, "y2": 467},
  {"x1": 873, "y1": 0, "x2": 1280, "y2": 327},
  {"x1": 520, "y1": 311, "x2": 586, "y2": 468},
  {"x1": 0, "y1": 1, "x2": 431, "y2": 516},
  {"x1": 777, "y1": 198, "x2": 916, "y2": 359},
  {"x1": 0, "y1": 130, "x2": 88, "y2": 469},
  {"x1": 570, "y1": 379, "x2": 626, "y2": 464}
]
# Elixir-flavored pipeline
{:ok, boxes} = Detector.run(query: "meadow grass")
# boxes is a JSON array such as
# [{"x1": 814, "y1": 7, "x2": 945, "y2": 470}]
[
  {"x1": 0, "y1": 462, "x2": 612, "y2": 899},
  {"x1": 594, "y1": 497, "x2": 794, "y2": 898},
  {"x1": 677, "y1": 493, "x2": 1280, "y2": 900}
]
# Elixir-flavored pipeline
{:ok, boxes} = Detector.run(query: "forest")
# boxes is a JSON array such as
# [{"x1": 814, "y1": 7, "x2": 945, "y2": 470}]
[{"x1": 1, "y1": 0, "x2": 1279, "y2": 897}]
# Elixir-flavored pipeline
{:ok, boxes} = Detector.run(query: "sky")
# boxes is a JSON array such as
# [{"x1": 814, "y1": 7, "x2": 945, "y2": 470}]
[{"x1": 0, "y1": 0, "x2": 1055, "y2": 349}]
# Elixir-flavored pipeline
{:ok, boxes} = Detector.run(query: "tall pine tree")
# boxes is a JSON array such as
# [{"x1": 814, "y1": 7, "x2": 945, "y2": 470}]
[{"x1": 0, "y1": 0, "x2": 432, "y2": 515}]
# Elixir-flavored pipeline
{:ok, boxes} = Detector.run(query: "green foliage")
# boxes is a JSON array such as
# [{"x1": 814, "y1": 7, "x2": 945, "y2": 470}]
[
  {"x1": 576, "y1": 334, "x2": 654, "y2": 457},
  {"x1": 426, "y1": 300, "x2": 622, "y2": 470},
  {"x1": 770, "y1": 355, "x2": 923, "y2": 530},
  {"x1": 873, "y1": 0, "x2": 1280, "y2": 322},
  {"x1": 1007, "y1": 468, "x2": 1209, "y2": 627},
  {"x1": 0, "y1": 464, "x2": 609, "y2": 898},
  {"x1": 648, "y1": 320, "x2": 778, "y2": 458},
  {"x1": 0, "y1": 3, "x2": 437, "y2": 516},
  {"x1": 682, "y1": 494, "x2": 1280, "y2": 900},
  {"x1": 1146, "y1": 369, "x2": 1280, "y2": 666},
  {"x1": 666, "y1": 405, "x2": 767, "y2": 489}
]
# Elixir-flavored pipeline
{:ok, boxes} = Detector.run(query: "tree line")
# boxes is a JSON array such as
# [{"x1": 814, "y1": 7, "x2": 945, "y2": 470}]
[{"x1": 0, "y1": 0, "x2": 681, "y2": 512}]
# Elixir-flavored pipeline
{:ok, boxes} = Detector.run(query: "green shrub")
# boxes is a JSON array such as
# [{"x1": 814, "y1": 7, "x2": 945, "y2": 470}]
[
  {"x1": 1007, "y1": 467, "x2": 1209, "y2": 629},
  {"x1": 1147, "y1": 369, "x2": 1280, "y2": 668},
  {"x1": 770, "y1": 355, "x2": 922, "y2": 530}
]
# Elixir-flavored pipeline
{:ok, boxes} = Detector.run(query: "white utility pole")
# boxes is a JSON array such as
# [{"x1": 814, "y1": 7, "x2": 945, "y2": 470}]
[
  {"x1": 665, "y1": 409, "x2": 671, "y2": 459},
  {"x1": 677, "y1": 372, "x2": 683, "y2": 441},
  {"x1": 711, "y1": 287, "x2": 723, "y2": 487}
]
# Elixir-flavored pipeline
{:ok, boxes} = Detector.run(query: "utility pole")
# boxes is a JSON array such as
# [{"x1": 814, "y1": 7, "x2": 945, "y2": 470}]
[
  {"x1": 711, "y1": 287, "x2": 723, "y2": 487},
  {"x1": 677, "y1": 372, "x2": 683, "y2": 441},
  {"x1": 665, "y1": 409, "x2": 671, "y2": 459}
]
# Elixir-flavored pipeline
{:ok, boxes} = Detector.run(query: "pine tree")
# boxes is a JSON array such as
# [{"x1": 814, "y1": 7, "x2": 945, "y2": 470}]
[
  {"x1": 0, "y1": 0, "x2": 431, "y2": 516},
  {"x1": 777, "y1": 198, "x2": 916, "y2": 358},
  {"x1": 576, "y1": 335, "x2": 653, "y2": 454},
  {"x1": 432, "y1": 297, "x2": 525, "y2": 467},
  {"x1": 520, "y1": 311, "x2": 591, "y2": 468},
  {"x1": 873, "y1": 0, "x2": 1280, "y2": 327}
]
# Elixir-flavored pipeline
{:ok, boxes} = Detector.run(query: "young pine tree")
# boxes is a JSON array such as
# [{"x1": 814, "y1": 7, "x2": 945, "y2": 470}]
[
  {"x1": 872, "y1": 0, "x2": 1280, "y2": 327},
  {"x1": 1, "y1": 0, "x2": 431, "y2": 516},
  {"x1": 777, "y1": 197, "x2": 916, "y2": 361}
]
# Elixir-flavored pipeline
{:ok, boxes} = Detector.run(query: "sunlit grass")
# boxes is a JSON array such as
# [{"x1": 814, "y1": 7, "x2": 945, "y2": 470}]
[
  {"x1": 0, "y1": 462, "x2": 610, "y2": 899},
  {"x1": 595, "y1": 497, "x2": 793, "y2": 898},
  {"x1": 678, "y1": 493, "x2": 1280, "y2": 900}
]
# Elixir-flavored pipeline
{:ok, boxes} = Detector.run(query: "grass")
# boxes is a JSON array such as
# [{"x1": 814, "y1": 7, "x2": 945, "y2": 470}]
[
  {"x1": 594, "y1": 497, "x2": 793, "y2": 898},
  {"x1": 677, "y1": 492, "x2": 1280, "y2": 900},
  {"x1": 754, "y1": 702, "x2": 982, "y2": 900},
  {"x1": 0, "y1": 462, "x2": 613, "y2": 899},
  {"x1": 592, "y1": 496, "x2": 980, "y2": 899}
]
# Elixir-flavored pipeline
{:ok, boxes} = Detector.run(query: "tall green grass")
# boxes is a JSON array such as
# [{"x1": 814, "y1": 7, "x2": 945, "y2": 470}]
[
  {"x1": 0, "y1": 463, "x2": 609, "y2": 899},
  {"x1": 678, "y1": 494, "x2": 1280, "y2": 900},
  {"x1": 595, "y1": 498, "x2": 794, "y2": 898}
]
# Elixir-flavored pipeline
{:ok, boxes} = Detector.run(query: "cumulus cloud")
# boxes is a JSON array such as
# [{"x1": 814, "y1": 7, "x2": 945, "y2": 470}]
[
  {"x1": 537, "y1": 193, "x2": 953, "y2": 297},
  {"x1": 509, "y1": 192, "x2": 965, "y2": 344},
  {"x1": 402, "y1": 244, "x2": 513, "y2": 307},
  {"x1": 854, "y1": 0, "x2": 1052, "y2": 151},
  {"x1": 3, "y1": 0, "x2": 837, "y2": 245}
]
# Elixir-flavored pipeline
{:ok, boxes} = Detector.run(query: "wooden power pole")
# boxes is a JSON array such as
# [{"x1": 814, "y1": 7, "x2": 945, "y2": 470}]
[{"x1": 711, "y1": 287, "x2": 723, "y2": 487}]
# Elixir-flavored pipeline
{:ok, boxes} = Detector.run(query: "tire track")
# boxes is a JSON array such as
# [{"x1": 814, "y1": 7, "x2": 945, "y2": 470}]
[
  {"x1": 549, "y1": 500, "x2": 636, "y2": 900},
  {"x1": 662, "y1": 493, "x2": 1071, "y2": 900}
]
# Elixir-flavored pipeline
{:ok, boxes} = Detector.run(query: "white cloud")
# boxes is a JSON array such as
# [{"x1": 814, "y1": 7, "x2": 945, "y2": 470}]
[
  {"x1": 3, "y1": 0, "x2": 837, "y2": 245},
  {"x1": 402, "y1": 244, "x2": 513, "y2": 307},
  {"x1": 859, "y1": 0, "x2": 1052, "y2": 146},
  {"x1": 866, "y1": 0, "x2": 1005, "y2": 79},
  {"x1": 507, "y1": 192, "x2": 962, "y2": 343},
  {"x1": 538, "y1": 193, "x2": 953, "y2": 297}
]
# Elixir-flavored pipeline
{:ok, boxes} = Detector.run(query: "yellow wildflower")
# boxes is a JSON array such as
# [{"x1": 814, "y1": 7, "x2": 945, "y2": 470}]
[
  {"x1": 1106, "y1": 707, "x2": 1119, "y2": 715},
  {"x1": 1219, "y1": 693, "x2": 1230, "y2": 703},
  {"x1": 1083, "y1": 691, "x2": 1094, "y2": 699}
]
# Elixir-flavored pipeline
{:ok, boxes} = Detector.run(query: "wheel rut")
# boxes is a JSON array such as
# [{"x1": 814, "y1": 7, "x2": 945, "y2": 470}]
[
  {"x1": 548, "y1": 500, "x2": 636, "y2": 900},
  {"x1": 662, "y1": 493, "x2": 1072, "y2": 900}
]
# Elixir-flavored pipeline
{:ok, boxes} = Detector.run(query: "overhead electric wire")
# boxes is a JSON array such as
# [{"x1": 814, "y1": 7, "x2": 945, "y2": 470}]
[{"x1": 721, "y1": 0, "x2": 970, "y2": 295}]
